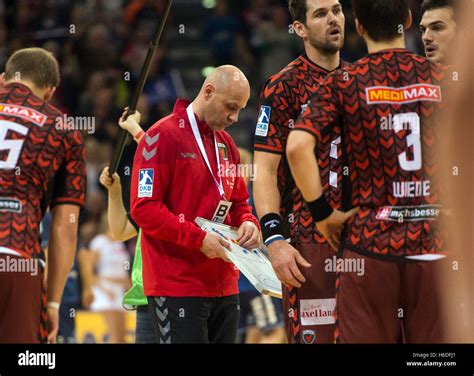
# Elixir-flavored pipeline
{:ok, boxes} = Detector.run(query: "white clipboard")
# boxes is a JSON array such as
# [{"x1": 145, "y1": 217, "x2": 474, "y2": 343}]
[{"x1": 195, "y1": 217, "x2": 282, "y2": 299}]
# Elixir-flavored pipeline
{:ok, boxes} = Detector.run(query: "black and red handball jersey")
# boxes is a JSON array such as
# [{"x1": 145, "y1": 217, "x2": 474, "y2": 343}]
[
  {"x1": 294, "y1": 49, "x2": 449, "y2": 259},
  {"x1": 254, "y1": 54, "x2": 347, "y2": 243},
  {"x1": 0, "y1": 83, "x2": 86, "y2": 262}
]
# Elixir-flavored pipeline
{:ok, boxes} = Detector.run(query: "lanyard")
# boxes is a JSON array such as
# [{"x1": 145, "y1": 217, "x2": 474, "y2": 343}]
[{"x1": 186, "y1": 104, "x2": 225, "y2": 198}]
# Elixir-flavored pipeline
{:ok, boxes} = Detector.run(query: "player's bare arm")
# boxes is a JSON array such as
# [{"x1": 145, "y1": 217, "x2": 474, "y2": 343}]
[
  {"x1": 46, "y1": 204, "x2": 80, "y2": 343},
  {"x1": 254, "y1": 151, "x2": 310, "y2": 288},
  {"x1": 286, "y1": 130, "x2": 358, "y2": 251},
  {"x1": 253, "y1": 152, "x2": 282, "y2": 222},
  {"x1": 99, "y1": 109, "x2": 145, "y2": 241},
  {"x1": 100, "y1": 167, "x2": 138, "y2": 241}
]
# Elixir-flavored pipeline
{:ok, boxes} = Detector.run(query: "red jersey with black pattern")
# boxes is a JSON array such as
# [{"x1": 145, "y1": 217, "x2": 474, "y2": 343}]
[
  {"x1": 254, "y1": 54, "x2": 347, "y2": 244},
  {"x1": 294, "y1": 49, "x2": 449, "y2": 259},
  {"x1": 0, "y1": 83, "x2": 86, "y2": 262}
]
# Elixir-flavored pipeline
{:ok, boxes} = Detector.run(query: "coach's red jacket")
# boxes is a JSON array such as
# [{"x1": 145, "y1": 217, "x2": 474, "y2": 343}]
[{"x1": 131, "y1": 99, "x2": 259, "y2": 297}]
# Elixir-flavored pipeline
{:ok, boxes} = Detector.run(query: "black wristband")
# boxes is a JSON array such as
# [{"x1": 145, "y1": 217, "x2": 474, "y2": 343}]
[
  {"x1": 260, "y1": 213, "x2": 284, "y2": 243},
  {"x1": 307, "y1": 194, "x2": 334, "y2": 222}
]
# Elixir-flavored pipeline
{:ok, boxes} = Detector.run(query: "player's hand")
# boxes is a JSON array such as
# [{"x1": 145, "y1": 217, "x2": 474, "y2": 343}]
[
  {"x1": 119, "y1": 108, "x2": 142, "y2": 138},
  {"x1": 267, "y1": 240, "x2": 311, "y2": 288},
  {"x1": 200, "y1": 233, "x2": 232, "y2": 263},
  {"x1": 237, "y1": 221, "x2": 261, "y2": 249},
  {"x1": 82, "y1": 287, "x2": 94, "y2": 309},
  {"x1": 46, "y1": 306, "x2": 60, "y2": 344},
  {"x1": 316, "y1": 207, "x2": 359, "y2": 251},
  {"x1": 100, "y1": 167, "x2": 121, "y2": 191}
]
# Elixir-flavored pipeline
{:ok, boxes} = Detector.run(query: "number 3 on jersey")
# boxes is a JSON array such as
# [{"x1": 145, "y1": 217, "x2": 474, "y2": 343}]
[
  {"x1": 0, "y1": 120, "x2": 29, "y2": 169},
  {"x1": 393, "y1": 112, "x2": 421, "y2": 171}
]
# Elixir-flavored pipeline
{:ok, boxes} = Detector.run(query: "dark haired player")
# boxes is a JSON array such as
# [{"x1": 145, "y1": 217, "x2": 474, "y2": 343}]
[
  {"x1": 253, "y1": 0, "x2": 347, "y2": 344},
  {"x1": 287, "y1": 0, "x2": 451, "y2": 343},
  {"x1": 420, "y1": 0, "x2": 458, "y2": 64}
]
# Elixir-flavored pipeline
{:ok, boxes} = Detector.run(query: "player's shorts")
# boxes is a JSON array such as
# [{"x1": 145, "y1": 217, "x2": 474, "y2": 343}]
[
  {"x1": 335, "y1": 249, "x2": 455, "y2": 343},
  {"x1": 238, "y1": 290, "x2": 283, "y2": 336},
  {"x1": 0, "y1": 253, "x2": 46, "y2": 343},
  {"x1": 283, "y1": 242, "x2": 337, "y2": 344},
  {"x1": 90, "y1": 280, "x2": 127, "y2": 312}
]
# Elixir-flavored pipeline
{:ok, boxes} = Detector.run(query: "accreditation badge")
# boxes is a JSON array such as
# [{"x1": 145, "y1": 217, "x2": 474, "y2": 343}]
[{"x1": 212, "y1": 200, "x2": 232, "y2": 224}]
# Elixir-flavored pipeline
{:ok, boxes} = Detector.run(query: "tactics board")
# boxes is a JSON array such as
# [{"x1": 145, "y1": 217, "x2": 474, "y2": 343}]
[{"x1": 195, "y1": 217, "x2": 282, "y2": 299}]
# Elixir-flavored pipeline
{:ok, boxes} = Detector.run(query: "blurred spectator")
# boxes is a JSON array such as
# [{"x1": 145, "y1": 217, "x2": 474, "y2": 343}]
[
  {"x1": 203, "y1": 0, "x2": 254, "y2": 66},
  {"x1": 143, "y1": 54, "x2": 176, "y2": 105},
  {"x1": 241, "y1": 0, "x2": 272, "y2": 54},
  {"x1": 79, "y1": 213, "x2": 131, "y2": 343},
  {"x1": 124, "y1": 0, "x2": 167, "y2": 28},
  {"x1": 84, "y1": 190, "x2": 107, "y2": 223},
  {"x1": 257, "y1": 5, "x2": 299, "y2": 86},
  {"x1": 84, "y1": 137, "x2": 100, "y2": 176},
  {"x1": 0, "y1": 22, "x2": 8, "y2": 68},
  {"x1": 76, "y1": 23, "x2": 118, "y2": 77},
  {"x1": 121, "y1": 23, "x2": 155, "y2": 81},
  {"x1": 79, "y1": 220, "x2": 100, "y2": 250}
]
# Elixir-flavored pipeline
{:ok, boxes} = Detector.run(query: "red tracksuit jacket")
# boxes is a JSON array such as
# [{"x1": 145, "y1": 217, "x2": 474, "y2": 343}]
[{"x1": 131, "y1": 99, "x2": 259, "y2": 297}]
